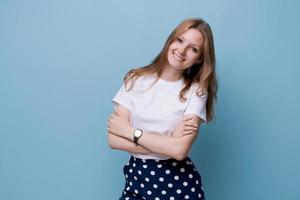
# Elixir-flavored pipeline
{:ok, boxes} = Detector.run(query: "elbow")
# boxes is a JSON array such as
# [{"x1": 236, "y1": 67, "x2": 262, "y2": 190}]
[
  {"x1": 108, "y1": 134, "x2": 117, "y2": 149},
  {"x1": 108, "y1": 140, "x2": 115, "y2": 149},
  {"x1": 171, "y1": 145, "x2": 189, "y2": 161},
  {"x1": 108, "y1": 141, "x2": 115, "y2": 149},
  {"x1": 173, "y1": 152, "x2": 188, "y2": 161}
]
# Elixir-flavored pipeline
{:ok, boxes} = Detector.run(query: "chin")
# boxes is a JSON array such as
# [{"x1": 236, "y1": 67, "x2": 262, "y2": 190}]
[{"x1": 167, "y1": 59, "x2": 185, "y2": 69}]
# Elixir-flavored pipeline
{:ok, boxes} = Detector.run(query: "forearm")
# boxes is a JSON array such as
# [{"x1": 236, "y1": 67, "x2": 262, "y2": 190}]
[
  {"x1": 108, "y1": 112, "x2": 200, "y2": 160},
  {"x1": 139, "y1": 132, "x2": 184, "y2": 159},
  {"x1": 120, "y1": 127, "x2": 196, "y2": 160},
  {"x1": 108, "y1": 133, "x2": 153, "y2": 155}
]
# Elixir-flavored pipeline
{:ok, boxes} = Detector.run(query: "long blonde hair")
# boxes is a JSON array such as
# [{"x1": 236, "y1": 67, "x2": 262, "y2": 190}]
[{"x1": 124, "y1": 18, "x2": 217, "y2": 122}]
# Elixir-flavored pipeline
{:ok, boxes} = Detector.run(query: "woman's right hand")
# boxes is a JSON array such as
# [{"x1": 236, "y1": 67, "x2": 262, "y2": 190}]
[{"x1": 170, "y1": 115, "x2": 199, "y2": 138}]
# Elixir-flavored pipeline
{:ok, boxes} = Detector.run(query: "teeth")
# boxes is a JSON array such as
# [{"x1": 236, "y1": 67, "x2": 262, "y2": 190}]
[{"x1": 173, "y1": 53, "x2": 184, "y2": 62}]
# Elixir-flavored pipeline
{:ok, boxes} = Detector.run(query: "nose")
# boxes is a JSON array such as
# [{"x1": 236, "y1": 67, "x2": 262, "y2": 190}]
[{"x1": 178, "y1": 45, "x2": 187, "y2": 56}]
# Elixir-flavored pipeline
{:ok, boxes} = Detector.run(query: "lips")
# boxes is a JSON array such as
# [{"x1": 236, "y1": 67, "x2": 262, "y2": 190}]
[{"x1": 173, "y1": 52, "x2": 185, "y2": 62}]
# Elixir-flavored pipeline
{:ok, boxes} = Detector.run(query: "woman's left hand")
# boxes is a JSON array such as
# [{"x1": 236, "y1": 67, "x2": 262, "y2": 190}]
[{"x1": 107, "y1": 109, "x2": 133, "y2": 138}]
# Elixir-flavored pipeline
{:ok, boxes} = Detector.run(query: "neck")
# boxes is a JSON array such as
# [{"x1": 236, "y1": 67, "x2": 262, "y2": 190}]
[{"x1": 160, "y1": 64, "x2": 184, "y2": 82}]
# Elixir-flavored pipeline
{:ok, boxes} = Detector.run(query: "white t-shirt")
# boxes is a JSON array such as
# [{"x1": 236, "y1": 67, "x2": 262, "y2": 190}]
[{"x1": 112, "y1": 74, "x2": 208, "y2": 160}]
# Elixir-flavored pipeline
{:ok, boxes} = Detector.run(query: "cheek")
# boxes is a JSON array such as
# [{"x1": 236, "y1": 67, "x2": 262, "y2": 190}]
[
  {"x1": 187, "y1": 53, "x2": 200, "y2": 63},
  {"x1": 168, "y1": 43, "x2": 176, "y2": 51},
  {"x1": 167, "y1": 44, "x2": 177, "y2": 57}
]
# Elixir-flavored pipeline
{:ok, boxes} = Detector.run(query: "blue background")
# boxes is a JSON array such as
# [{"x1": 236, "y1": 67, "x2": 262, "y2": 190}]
[{"x1": 1, "y1": 0, "x2": 299, "y2": 199}]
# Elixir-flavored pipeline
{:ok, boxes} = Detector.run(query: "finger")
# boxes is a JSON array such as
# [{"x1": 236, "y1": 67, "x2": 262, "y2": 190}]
[
  {"x1": 183, "y1": 122, "x2": 198, "y2": 127},
  {"x1": 184, "y1": 123, "x2": 198, "y2": 129},
  {"x1": 183, "y1": 117, "x2": 194, "y2": 122},
  {"x1": 111, "y1": 113, "x2": 117, "y2": 119},
  {"x1": 181, "y1": 130, "x2": 196, "y2": 136},
  {"x1": 182, "y1": 119, "x2": 198, "y2": 126},
  {"x1": 183, "y1": 116, "x2": 193, "y2": 120},
  {"x1": 115, "y1": 106, "x2": 122, "y2": 116},
  {"x1": 184, "y1": 126, "x2": 197, "y2": 132}
]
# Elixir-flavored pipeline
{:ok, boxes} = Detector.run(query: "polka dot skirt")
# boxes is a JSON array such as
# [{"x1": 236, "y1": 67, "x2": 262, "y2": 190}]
[{"x1": 119, "y1": 156, "x2": 205, "y2": 200}]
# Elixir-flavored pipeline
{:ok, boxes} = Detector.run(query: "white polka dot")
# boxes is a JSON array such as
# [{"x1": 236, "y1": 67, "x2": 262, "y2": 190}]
[
  {"x1": 138, "y1": 170, "x2": 142, "y2": 175},
  {"x1": 185, "y1": 195, "x2": 190, "y2": 199},
  {"x1": 180, "y1": 168, "x2": 185, "y2": 172},
  {"x1": 174, "y1": 175, "x2": 179, "y2": 180},
  {"x1": 134, "y1": 176, "x2": 138, "y2": 180},
  {"x1": 183, "y1": 181, "x2": 188, "y2": 186},
  {"x1": 155, "y1": 159, "x2": 159, "y2": 162},
  {"x1": 165, "y1": 169, "x2": 170, "y2": 174},
  {"x1": 168, "y1": 183, "x2": 173, "y2": 188},
  {"x1": 150, "y1": 171, "x2": 155, "y2": 175},
  {"x1": 191, "y1": 187, "x2": 196, "y2": 192},
  {"x1": 129, "y1": 181, "x2": 132, "y2": 186},
  {"x1": 126, "y1": 162, "x2": 130, "y2": 166},
  {"x1": 153, "y1": 184, "x2": 158, "y2": 188},
  {"x1": 125, "y1": 197, "x2": 129, "y2": 200},
  {"x1": 170, "y1": 197, "x2": 175, "y2": 200},
  {"x1": 196, "y1": 180, "x2": 199, "y2": 184},
  {"x1": 186, "y1": 160, "x2": 190, "y2": 165},
  {"x1": 189, "y1": 174, "x2": 193, "y2": 178},
  {"x1": 123, "y1": 191, "x2": 127, "y2": 194},
  {"x1": 157, "y1": 164, "x2": 162, "y2": 168},
  {"x1": 145, "y1": 177, "x2": 150, "y2": 182},
  {"x1": 155, "y1": 197, "x2": 160, "y2": 200},
  {"x1": 159, "y1": 177, "x2": 164, "y2": 182},
  {"x1": 133, "y1": 163, "x2": 136, "y2": 167},
  {"x1": 143, "y1": 165, "x2": 148, "y2": 168},
  {"x1": 198, "y1": 193, "x2": 202, "y2": 198},
  {"x1": 125, "y1": 174, "x2": 128, "y2": 179},
  {"x1": 129, "y1": 169, "x2": 133, "y2": 173},
  {"x1": 140, "y1": 183, "x2": 144, "y2": 188},
  {"x1": 134, "y1": 189, "x2": 138, "y2": 194},
  {"x1": 126, "y1": 186, "x2": 130, "y2": 191},
  {"x1": 142, "y1": 159, "x2": 146, "y2": 163},
  {"x1": 172, "y1": 161, "x2": 177, "y2": 166},
  {"x1": 176, "y1": 189, "x2": 181, "y2": 194},
  {"x1": 147, "y1": 190, "x2": 152, "y2": 195},
  {"x1": 161, "y1": 190, "x2": 166, "y2": 195}
]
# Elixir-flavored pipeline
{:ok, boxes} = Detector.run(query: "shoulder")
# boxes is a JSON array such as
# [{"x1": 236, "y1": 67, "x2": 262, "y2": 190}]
[{"x1": 124, "y1": 73, "x2": 156, "y2": 91}]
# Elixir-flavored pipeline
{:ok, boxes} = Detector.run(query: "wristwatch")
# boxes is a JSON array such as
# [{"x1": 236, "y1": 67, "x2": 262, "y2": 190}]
[{"x1": 133, "y1": 129, "x2": 143, "y2": 145}]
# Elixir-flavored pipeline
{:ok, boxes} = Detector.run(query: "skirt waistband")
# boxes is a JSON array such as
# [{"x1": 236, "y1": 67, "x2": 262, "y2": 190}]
[{"x1": 129, "y1": 156, "x2": 193, "y2": 166}]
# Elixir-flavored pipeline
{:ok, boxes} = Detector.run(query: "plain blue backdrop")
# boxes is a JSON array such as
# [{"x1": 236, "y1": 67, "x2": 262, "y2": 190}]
[{"x1": 1, "y1": 0, "x2": 299, "y2": 199}]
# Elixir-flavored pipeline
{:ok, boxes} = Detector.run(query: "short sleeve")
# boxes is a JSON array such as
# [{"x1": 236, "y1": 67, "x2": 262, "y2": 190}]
[
  {"x1": 184, "y1": 87, "x2": 208, "y2": 123},
  {"x1": 112, "y1": 82, "x2": 133, "y2": 111}
]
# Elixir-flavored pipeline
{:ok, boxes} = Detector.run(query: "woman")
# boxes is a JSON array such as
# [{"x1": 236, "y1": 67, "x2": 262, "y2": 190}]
[{"x1": 107, "y1": 18, "x2": 217, "y2": 200}]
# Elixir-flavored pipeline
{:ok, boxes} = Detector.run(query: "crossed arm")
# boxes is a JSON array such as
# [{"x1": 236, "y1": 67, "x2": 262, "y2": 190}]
[{"x1": 107, "y1": 104, "x2": 203, "y2": 161}]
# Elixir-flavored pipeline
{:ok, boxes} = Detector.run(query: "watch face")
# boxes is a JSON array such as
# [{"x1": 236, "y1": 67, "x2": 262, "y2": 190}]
[{"x1": 135, "y1": 129, "x2": 142, "y2": 137}]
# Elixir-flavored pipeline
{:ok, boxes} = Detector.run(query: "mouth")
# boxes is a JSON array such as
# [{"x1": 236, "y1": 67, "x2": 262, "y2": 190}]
[{"x1": 173, "y1": 52, "x2": 185, "y2": 62}]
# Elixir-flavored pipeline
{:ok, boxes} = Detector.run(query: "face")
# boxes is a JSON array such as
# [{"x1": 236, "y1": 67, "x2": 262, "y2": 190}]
[{"x1": 167, "y1": 28, "x2": 204, "y2": 71}]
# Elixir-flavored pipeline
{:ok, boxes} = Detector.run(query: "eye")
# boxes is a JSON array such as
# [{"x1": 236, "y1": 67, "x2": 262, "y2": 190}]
[
  {"x1": 176, "y1": 37, "x2": 183, "y2": 43},
  {"x1": 192, "y1": 47, "x2": 199, "y2": 53}
]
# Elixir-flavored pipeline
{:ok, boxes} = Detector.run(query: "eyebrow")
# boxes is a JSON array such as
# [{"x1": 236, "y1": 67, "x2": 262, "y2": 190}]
[{"x1": 180, "y1": 35, "x2": 201, "y2": 48}]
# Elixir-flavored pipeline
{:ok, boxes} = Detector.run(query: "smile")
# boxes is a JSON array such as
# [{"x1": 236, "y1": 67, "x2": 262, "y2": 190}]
[{"x1": 173, "y1": 52, "x2": 185, "y2": 62}]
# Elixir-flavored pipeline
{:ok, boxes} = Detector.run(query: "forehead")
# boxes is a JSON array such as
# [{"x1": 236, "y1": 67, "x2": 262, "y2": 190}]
[{"x1": 180, "y1": 28, "x2": 204, "y2": 46}]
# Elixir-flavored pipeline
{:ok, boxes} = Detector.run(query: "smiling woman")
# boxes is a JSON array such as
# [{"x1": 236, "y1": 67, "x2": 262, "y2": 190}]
[
  {"x1": 107, "y1": 18, "x2": 217, "y2": 200},
  {"x1": 167, "y1": 28, "x2": 204, "y2": 72}
]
